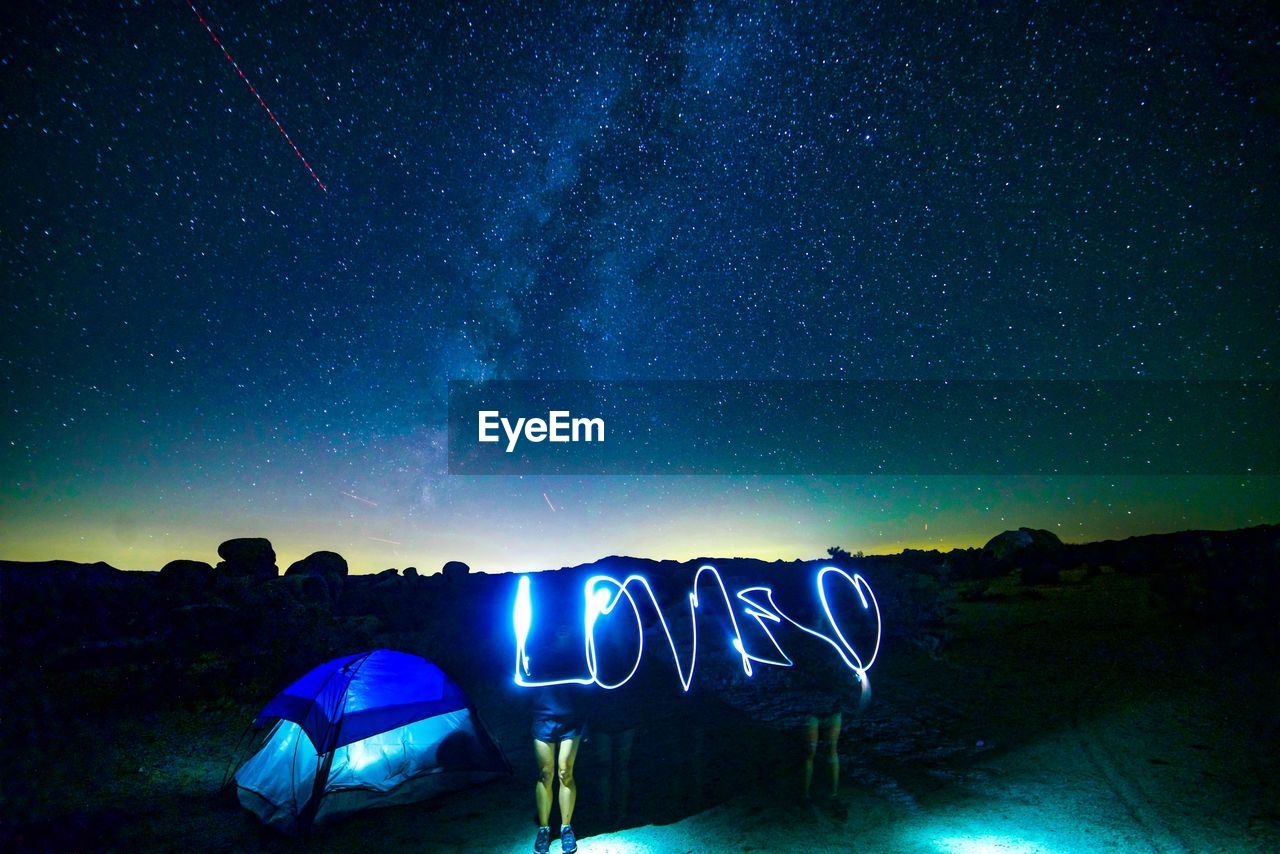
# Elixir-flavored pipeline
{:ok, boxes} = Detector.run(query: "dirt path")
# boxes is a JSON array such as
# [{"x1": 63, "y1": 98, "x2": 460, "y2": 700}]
[{"x1": 561, "y1": 574, "x2": 1278, "y2": 853}]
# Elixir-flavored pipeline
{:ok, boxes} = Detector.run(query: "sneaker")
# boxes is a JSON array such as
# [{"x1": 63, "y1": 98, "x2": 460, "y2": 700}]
[
  {"x1": 533, "y1": 825, "x2": 550, "y2": 854},
  {"x1": 560, "y1": 824, "x2": 578, "y2": 853}
]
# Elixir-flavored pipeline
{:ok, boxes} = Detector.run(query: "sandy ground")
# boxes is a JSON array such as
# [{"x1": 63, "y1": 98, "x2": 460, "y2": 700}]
[{"x1": 18, "y1": 573, "x2": 1279, "y2": 852}]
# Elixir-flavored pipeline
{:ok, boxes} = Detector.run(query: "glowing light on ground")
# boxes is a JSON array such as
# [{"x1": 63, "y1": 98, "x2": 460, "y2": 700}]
[{"x1": 931, "y1": 836, "x2": 1057, "y2": 853}]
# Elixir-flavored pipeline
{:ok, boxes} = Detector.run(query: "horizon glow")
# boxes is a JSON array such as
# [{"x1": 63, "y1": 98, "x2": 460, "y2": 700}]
[{"x1": 7, "y1": 475, "x2": 1276, "y2": 576}]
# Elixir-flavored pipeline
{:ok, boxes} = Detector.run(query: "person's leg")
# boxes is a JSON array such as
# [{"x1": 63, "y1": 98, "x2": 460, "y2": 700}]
[
  {"x1": 801, "y1": 715, "x2": 819, "y2": 799},
  {"x1": 614, "y1": 727, "x2": 635, "y2": 821},
  {"x1": 691, "y1": 722, "x2": 707, "y2": 805},
  {"x1": 822, "y1": 711, "x2": 843, "y2": 797},
  {"x1": 593, "y1": 731, "x2": 613, "y2": 818},
  {"x1": 557, "y1": 735, "x2": 581, "y2": 826},
  {"x1": 534, "y1": 738, "x2": 556, "y2": 827}
]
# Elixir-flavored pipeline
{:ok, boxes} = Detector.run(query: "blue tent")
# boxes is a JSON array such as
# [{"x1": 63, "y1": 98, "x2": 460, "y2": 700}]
[{"x1": 234, "y1": 650, "x2": 509, "y2": 832}]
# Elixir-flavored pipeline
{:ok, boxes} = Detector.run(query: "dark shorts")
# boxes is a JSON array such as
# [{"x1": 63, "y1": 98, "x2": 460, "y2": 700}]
[
  {"x1": 532, "y1": 715, "x2": 586, "y2": 743},
  {"x1": 812, "y1": 691, "x2": 845, "y2": 719}
]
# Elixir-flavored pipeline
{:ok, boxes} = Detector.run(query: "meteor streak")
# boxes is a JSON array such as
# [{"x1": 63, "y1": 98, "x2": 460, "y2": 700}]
[{"x1": 185, "y1": 0, "x2": 327, "y2": 193}]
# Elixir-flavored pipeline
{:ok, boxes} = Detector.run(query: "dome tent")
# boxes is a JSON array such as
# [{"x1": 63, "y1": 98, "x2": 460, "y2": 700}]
[{"x1": 234, "y1": 649, "x2": 509, "y2": 833}]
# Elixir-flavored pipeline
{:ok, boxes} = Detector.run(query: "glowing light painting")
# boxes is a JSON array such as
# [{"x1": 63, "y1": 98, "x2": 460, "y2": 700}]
[{"x1": 512, "y1": 565, "x2": 881, "y2": 693}]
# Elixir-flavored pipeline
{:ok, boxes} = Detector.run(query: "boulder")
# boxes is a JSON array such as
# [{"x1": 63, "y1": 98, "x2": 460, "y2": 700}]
[
  {"x1": 983, "y1": 528, "x2": 1062, "y2": 562},
  {"x1": 283, "y1": 573, "x2": 331, "y2": 604},
  {"x1": 370, "y1": 569, "x2": 403, "y2": 600},
  {"x1": 284, "y1": 550, "x2": 349, "y2": 583},
  {"x1": 403, "y1": 566, "x2": 419, "y2": 578},
  {"x1": 983, "y1": 528, "x2": 1065, "y2": 585},
  {"x1": 217, "y1": 537, "x2": 275, "y2": 566},
  {"x1": 215, "y1": 538, "x2": 278, "y2": 580},
  {"x1": 284, "y1": 551, "x2": 348, "y2": 603},
  {"x1": 441, "y1": 560, "x2": 470, "y2": 580},
  {"x1": 158, "y1": 559, "x2": 214, "y2": 590}
]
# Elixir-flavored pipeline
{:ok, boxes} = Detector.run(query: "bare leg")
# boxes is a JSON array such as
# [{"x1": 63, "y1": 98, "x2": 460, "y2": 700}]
[
  {"x1": 557, "y1": 736, "x2": 581, "y2": 825},
  {"x1": 534, "y1": 738, "x2": 555, "y2": 827},
  {"x1": 801, "y1": 716, "x2": 819, "y2": 799},
  {"x1": 823, "y1": 712, "x2": 843, "y2": 797}
]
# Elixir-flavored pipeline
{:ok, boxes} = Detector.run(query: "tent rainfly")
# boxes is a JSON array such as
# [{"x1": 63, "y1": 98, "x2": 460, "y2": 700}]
[{"x1": 234, "y1": 649, "x2": 509, "y2": 833}]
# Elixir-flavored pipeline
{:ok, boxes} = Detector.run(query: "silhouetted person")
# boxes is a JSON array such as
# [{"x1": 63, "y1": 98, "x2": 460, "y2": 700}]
[
  {"x1": 788, "y1": 623, "x2": 865, "y2": 808},
  {"x1": 529, "y1": 624, "x2": 587, "y2": 854},
  {"x1": 586, "y1": 672, "x2": 645, "y2": 825}
]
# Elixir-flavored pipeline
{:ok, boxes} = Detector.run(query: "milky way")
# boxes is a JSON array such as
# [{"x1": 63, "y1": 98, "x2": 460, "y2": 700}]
[{"x1": 2, "y1": 1, "x2": 1277, "y2": 571}]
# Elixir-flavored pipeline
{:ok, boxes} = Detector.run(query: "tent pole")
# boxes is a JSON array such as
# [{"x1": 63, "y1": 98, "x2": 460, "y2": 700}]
[
  {"x1": 218, "y1": 721, "x2": 257, "y2": 796},
  {"x1": 469, "y1": 702, "x2": 514, "y2": 775},
  {"x1": 298, "y1": 652, "x2": 371, "y2": 832},
  {"x1": 298, "y1": 748, "x2": 336, "y2": 833}
]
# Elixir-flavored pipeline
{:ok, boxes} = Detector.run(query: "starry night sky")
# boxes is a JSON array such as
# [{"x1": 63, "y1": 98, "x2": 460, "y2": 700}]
[{"x1": 2, "y1": 1, "x2": 1277, "y2": 572}]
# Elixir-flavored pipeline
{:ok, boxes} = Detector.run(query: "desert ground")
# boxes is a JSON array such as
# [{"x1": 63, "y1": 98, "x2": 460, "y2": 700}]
[{"x1": 4, "y1": 542, "x2": 1275, "y2": 852}]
